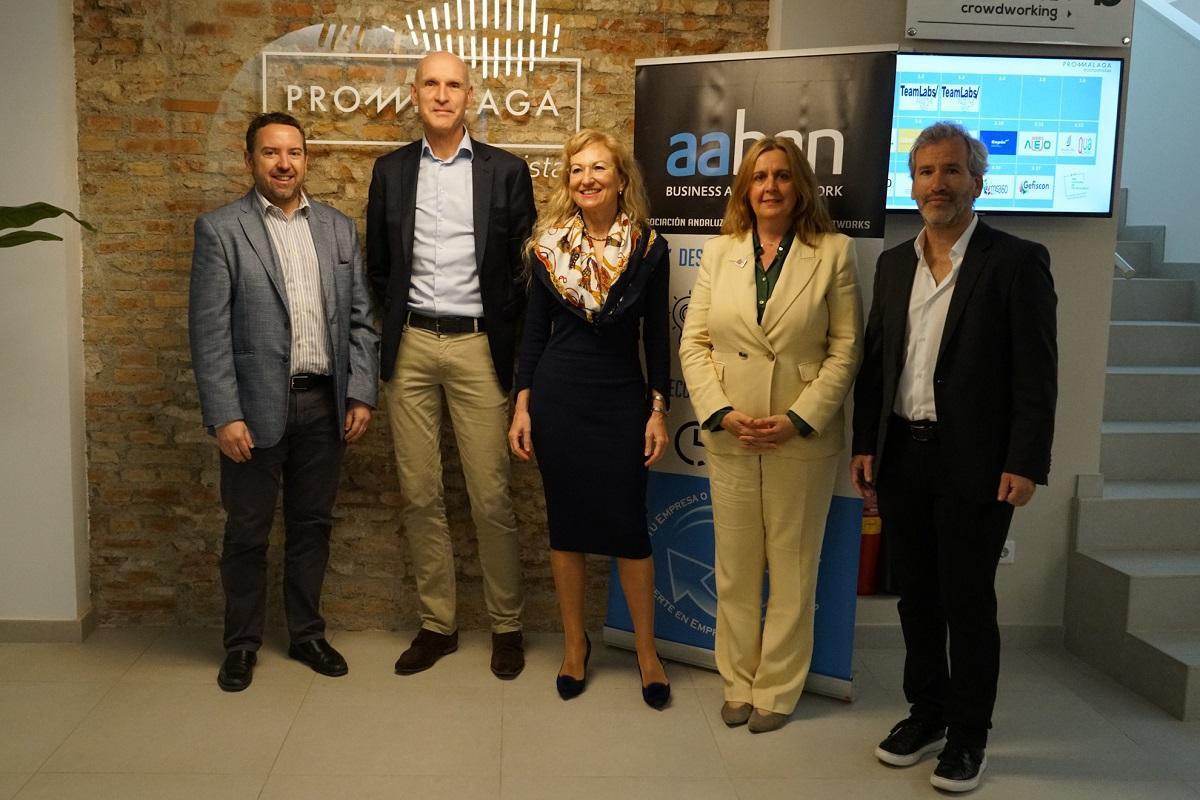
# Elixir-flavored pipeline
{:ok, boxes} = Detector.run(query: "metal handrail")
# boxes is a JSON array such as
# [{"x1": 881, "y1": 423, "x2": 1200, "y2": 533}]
[{"x1": 1114, "y1": 251, "x2": 1136, "y2": 279}]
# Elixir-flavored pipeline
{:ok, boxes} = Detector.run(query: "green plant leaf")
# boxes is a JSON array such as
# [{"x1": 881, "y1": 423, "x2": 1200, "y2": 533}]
[
  {"x1": 0, "y1": 202, "x2": 95, "y2": 233},
  {"x1": 0, "y1": 230, "x2": 65, "y2": 248}
]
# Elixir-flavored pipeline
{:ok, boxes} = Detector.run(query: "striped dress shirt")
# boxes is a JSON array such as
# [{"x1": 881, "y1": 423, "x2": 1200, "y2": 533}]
[{"x1": 255, "y1": 190, "x2": 331, "y2": 376}]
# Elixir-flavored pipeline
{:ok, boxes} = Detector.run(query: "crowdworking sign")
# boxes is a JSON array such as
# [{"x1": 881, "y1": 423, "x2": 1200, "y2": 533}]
[{"x1": 603, "y1": 47, "x2": 894, "y2": 700}]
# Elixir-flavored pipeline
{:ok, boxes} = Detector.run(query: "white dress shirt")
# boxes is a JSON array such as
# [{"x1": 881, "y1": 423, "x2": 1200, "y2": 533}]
[
  {"x1": 408, "y1": 130, "x2": 483, "y2": 318},
  {"x1": 256, "y1": 189, "x2": 331, "y2": 376},
  {"x1": 894, "y1": 214, "x2": 979, "y2": 421}
]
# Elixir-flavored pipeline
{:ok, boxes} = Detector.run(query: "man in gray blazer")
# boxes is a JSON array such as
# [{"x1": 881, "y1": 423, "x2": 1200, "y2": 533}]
[{"x1": 189, "y1": 112, "x2": 379, "y2": 692}]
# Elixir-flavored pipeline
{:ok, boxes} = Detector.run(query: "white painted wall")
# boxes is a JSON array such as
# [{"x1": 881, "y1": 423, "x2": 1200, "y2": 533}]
[
  {"x1": 0, "y1": 0, "x2": 91, "y2": 630},
  {"x1": 772, "y1": 0, "x2": 1124, "y2": 633},
  {"x1": 1123, "y1": 0, "x2": 1200, "y2": 263}
]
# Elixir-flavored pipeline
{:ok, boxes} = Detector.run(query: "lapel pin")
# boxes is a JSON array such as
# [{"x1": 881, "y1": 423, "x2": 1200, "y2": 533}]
[{"x1": 734, "y1": 257, "x2": 747, "y2": 269}]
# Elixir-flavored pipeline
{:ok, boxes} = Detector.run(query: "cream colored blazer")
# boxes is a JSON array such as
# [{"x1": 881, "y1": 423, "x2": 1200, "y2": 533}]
[{"x1": 679, "y1": 230, "x2": 863, "y2": 460}]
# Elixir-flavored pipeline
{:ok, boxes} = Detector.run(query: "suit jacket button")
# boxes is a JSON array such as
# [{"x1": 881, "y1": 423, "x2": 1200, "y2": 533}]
[
  {"x1": 738, "y1": 352, "x2": 748, "y2": 359},
  {"x1": 767, "y1": 354, "x2": 775, "y2": 362}
]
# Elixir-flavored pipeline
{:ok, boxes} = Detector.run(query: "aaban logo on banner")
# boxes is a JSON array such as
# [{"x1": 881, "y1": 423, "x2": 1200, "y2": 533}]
[{"x1": 260, "y1": 2, "x2": 580, "y2": 157}]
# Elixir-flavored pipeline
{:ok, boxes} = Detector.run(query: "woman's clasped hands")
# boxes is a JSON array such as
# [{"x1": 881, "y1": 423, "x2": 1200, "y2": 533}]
[{"x1": 719, "y1": 410, "x2": 798, "y2": 449}]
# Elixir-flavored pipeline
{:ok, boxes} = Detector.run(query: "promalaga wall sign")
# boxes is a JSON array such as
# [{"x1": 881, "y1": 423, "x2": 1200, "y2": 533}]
[{"x1": 259, "y1": 3, "x2": 581, "y2": 152}]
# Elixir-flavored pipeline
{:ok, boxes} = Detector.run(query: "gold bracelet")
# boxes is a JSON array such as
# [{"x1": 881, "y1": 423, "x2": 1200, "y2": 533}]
[{"x1": 651, "y1": 406, "x2": 667, "y2": 415}]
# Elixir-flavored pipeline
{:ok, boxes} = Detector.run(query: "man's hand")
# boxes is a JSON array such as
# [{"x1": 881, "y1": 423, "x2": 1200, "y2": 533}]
[
  {"x1": 344, "y1": 400, "x2": 372, "y2": 443},
  {"x1": 216, "y1": 420, "x2": 254, "y2": 463},
  {"x1": 849, "y1": 454, "x2": 875, "y2": 498},
  {"x1": 997, "y1": 472, "x2": 1036, "y2": 506}
]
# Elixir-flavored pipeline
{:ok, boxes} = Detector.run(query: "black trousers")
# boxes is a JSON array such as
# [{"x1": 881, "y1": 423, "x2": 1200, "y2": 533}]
[
  {"x1": 219, "y1": 384, "x2": 345, "y2": 652},
  {"x1": 876, "y1": 420, "x2": 1014, "y2": 750}
]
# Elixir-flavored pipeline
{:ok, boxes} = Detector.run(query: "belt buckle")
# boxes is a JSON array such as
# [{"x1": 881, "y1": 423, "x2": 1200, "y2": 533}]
[{"x1": 909, "y1": 422, "x2": 935, "y2": 443}]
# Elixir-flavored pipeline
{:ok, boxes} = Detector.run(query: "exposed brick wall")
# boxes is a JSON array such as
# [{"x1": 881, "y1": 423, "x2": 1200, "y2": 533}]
[{"x1": 75, "y1": 0, "x2": 766, "y2": 631}]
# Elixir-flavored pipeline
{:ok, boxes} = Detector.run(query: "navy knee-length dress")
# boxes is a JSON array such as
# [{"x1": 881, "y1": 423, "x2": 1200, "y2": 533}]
[{"x1": 515, "y1": 227, "x2": 670, "y2": 558}]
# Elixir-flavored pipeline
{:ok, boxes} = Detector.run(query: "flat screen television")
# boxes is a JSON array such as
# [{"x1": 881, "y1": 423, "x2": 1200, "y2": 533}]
[{"x1": 887, "y1": 52, "x2": 1124, "y2": 216}]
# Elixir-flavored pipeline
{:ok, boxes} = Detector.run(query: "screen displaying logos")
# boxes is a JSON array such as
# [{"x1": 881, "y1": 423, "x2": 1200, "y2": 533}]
[{"x1": 888, "y1": 53, "x2": 1124, "y2": 216}]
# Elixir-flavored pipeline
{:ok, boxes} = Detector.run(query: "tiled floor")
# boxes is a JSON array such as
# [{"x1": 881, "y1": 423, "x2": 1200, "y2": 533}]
[{"x1": 0, "y1": 628, "x2": 1197, "y2": 799}]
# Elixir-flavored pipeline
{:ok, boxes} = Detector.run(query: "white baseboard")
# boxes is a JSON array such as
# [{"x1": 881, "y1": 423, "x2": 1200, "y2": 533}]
[{"x1": 0, "y1": 608, "x2": 96, "y2": 642}]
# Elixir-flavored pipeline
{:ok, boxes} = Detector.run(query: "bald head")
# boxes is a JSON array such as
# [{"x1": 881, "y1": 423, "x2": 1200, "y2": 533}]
[
  {"x1": 414, "y1": 50, "x2": 470, "y2": 87},
  {"x1": 411, "y1": 51, "x2": 473, "y2": 150}
]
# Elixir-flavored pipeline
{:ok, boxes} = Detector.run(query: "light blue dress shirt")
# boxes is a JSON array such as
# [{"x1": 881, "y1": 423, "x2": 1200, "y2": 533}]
[{"x1": 409, "y1": 130, "x2": 483, "y2": 318}]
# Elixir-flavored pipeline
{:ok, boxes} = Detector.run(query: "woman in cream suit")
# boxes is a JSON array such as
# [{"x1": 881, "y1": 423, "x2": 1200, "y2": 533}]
[{"x1": 679, "y1": 136, "x2": 862, "y2": 733}]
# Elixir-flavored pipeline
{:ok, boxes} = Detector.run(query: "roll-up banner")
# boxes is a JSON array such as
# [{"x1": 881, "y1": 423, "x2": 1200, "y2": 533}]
[{"x1": 605, "y1": 47, "x2": 896, "y2": 700}]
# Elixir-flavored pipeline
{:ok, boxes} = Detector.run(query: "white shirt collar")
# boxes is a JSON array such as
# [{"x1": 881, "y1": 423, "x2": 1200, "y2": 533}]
[
  {"x1": 254, "y1": 188, "x2": 310, "y2": 218},
  {"x1": 420, "y1": 128, "x2": 474, "y2": 164}
]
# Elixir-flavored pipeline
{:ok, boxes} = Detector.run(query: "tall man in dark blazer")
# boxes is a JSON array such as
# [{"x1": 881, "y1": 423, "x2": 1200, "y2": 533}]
[
  {"x1": 850, "y1": 122, "x2": 1057, "y2": 792},
  {"x1": 366, "y1": 51, "x2": 536, "y2": 679},
  {"x1": 189, "y1": 112, "x2": 379, "y2": 691}
]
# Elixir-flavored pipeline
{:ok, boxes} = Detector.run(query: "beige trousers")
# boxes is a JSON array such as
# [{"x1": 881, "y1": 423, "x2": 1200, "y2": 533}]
[
  {"x1": 707, "y1": 450, "x2": 839, "y2": 715},
  {"x1": 385, "y1": 327, "x2": 523, "y2": 634}
]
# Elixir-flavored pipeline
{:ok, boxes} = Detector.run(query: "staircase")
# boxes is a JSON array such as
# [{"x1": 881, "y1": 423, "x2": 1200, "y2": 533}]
[{"x1": 1064, "y1": 194, "x2": 1200, "y2": 720}]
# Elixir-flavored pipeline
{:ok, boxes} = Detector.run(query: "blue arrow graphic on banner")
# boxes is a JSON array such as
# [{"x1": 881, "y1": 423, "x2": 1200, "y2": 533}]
[{"x1": 667, "y1": 549, "x2": 718, "y2": 620}]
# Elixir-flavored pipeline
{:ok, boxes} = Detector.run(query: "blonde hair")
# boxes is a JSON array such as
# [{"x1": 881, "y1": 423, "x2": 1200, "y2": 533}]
[
  {"x1": 720, "y1": 136, "x2": 834, "y2": 247},
  {"x1": 527, "y1": 129, "x2": 651, "y2": 254}
]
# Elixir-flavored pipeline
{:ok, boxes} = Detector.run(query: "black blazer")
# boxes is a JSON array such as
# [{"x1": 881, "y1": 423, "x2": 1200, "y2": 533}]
[
  {"x1": 852, "y1": 220, "x2": 1058, "y2": 502},
  {"x1": 365, "y1": 136, "x2": 536, "y2": 390}
]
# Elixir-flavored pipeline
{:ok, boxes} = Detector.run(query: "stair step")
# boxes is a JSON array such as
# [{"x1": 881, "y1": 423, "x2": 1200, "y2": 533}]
[
  {"x1": 1100, "y1": 422, "x2": 1200, "y2": 480},
  {"x1": 1123, "y1": 629, "x2": 1200, "y2": 720},
  {"x1": 1089, "y1": 549, "x2": 1200, "y2": 578},
  {"x1": 1116, "y1": 240, "x2": 1154, "y2": 274},
  {"x1": 1111, "y1": 278, "x2": 1196, "y2": 322},
  {"x1": 1076, "y1": 492, "x2": 1200, "y2": 550},
  {"x1": 1085, "y1": 549, "x2": 1200, "y2": 632},
  {"x1": 1102, "y1": 480, "x2": 1200, "y2": 499},
  {"x1": 1107, "y1": 320, "x2": 1200, "y2": 367},
  {"x1": 1103, "y1": 367, "x2": 1200, "y2": 421},
  {"x1": 1116, "y1": 224, "x2": 1166, "y2": 272}
]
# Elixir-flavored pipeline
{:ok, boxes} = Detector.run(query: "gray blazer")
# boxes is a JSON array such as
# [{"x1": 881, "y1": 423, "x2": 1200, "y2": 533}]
[{"x1": 189, "y1": 190, "x2": 379, "y2": 449}]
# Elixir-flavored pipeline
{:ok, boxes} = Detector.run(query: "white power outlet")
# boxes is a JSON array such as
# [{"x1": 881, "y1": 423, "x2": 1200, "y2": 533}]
[{"x1": 999, "y1": 538, "x2": 1015, "y2": 565}]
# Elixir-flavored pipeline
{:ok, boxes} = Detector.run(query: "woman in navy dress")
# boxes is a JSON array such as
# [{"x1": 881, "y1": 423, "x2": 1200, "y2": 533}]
[{"x1": 508, "y1": 129, "x2": 671, "y2": 708}]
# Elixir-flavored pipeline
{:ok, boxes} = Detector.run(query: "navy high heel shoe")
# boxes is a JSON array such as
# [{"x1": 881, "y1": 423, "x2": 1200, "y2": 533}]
[
  {"x1": 556, "y1": 633, "x2": 591, "y2": 700},
  {"x1": 638, "y1": 657, "x2": 671, "y2": 710}
]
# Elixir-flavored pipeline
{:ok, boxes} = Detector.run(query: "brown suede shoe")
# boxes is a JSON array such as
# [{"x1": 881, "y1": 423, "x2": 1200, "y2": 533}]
[
  {"x1": 490, "y1": 630, "x2": 525, "y2": 679},
  {"x1": 394, "y1": 628, "x2": 458, "y2": 675},
  {"x1": 748, "y1": 708, "x2": 790, "y2": 734}
]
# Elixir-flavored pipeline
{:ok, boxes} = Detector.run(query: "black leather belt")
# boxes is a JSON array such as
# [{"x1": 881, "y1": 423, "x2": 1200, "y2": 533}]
[
  {"x1": 289, "y1": 373, "x2": 330, "y2": 391},
  {"x1": 892, "y1": 414, "x2": 938, "y2": 442},
  {"x1": 407, "y1": 311, "x2": 486, "y2": 334}
]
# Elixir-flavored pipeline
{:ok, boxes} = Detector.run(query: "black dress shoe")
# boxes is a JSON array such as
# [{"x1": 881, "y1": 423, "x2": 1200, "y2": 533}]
[
  {"x1": 288, "y1": 639, "x2": 348, "y2": 677},
  {"x1": 394, "y1": 628, "x2": 458, "y2": 675},
  {"x1": 931, "y1": 743, "x2": 987, "y2": 792},
  {"x1": 556, "y1": 633, "x2": 591, "y2": 700},
  {"x1": 217, "y1": 650, "x2": 257, "y2": 692},
  {"x1": 491, "y1": 630, "x2": 525, "y2": 679},
  {"x1": 638, "y1": 657, "x2": 671, "y2": 710}
]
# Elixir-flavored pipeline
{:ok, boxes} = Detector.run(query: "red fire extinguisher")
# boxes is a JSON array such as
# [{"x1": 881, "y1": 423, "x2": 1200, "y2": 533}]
[{"x1": 857, "y1": 492, "x2": 881, "y2": 595}]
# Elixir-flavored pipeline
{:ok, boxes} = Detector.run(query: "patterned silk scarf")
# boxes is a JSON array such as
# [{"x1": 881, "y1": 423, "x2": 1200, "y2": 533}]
[{"x1": 532, "y1": 212, "x2": 637, "y2": 320}]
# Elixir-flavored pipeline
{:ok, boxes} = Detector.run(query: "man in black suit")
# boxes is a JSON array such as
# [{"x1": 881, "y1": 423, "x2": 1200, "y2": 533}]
[
  {"x1": 850, "y1": 122, "x2": 1057, "y2": 792},
  {"x1": 366, "y1": 51, "x2": 536, "y2": 679}
]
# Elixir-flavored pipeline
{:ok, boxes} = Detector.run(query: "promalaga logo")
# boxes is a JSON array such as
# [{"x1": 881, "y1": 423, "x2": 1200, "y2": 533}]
[{"x1": 402, "y1": 0, "x2": 562, "y2": 78}]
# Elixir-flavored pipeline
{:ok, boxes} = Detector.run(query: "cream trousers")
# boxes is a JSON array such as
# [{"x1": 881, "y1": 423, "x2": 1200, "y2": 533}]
[{"x1": 707, "y1": 449, "x2": 839, "y2": 714}]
